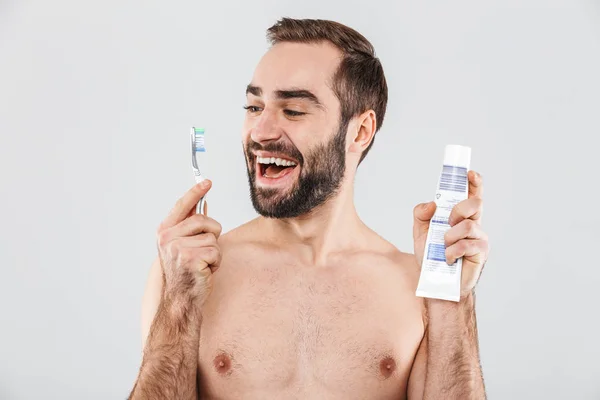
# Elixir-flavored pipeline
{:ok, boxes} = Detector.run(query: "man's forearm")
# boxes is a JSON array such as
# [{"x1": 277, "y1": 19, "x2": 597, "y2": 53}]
[
  {"x1": 423, "y1": 293, "x2": 486, "y2": 399},
  {"x1": 129, "y1": 299, "x2": 201, "y2": 400}
]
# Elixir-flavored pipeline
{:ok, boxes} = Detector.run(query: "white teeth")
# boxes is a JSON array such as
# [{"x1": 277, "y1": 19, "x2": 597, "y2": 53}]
[{"x1": 257, "y1": 156, "x2": 297, "y2": 166}]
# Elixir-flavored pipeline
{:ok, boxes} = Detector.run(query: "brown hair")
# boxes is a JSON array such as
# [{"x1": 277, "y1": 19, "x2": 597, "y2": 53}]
[{"x1": 266, "y1": 17, "x2": 388, "y2": 164}]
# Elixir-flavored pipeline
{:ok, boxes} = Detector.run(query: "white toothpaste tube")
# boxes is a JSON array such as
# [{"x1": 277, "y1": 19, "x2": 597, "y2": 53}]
[{"x1": 416, "y1": 145, "x2": 471, "y2": 302}]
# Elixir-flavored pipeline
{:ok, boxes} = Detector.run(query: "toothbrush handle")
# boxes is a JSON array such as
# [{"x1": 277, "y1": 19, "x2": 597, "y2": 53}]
[{"x1": 196, "y1": 195, "x2": 206, "y2": 215}]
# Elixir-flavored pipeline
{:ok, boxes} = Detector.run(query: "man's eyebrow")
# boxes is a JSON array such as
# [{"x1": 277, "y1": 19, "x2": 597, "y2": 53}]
[
  {"x1": 246, "y1": 84, "x2": 262, "y2": 97},
  {"x1": 245, "y1": 84, "x2": 324, "y2": 109},
  {"x1": 275, "y1": 89, "x2": 324, "y2": 109}
]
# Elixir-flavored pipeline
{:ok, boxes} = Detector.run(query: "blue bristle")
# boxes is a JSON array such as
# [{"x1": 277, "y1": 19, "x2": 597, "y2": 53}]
[{"x1": 194, "y1": 128, "x2": 206, "y2": 152}]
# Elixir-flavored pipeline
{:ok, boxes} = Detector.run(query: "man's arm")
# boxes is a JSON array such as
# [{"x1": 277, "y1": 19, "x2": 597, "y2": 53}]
[
  {"x1": 407, "y1": 293, "x2": 486, "y2": 399},
  {"x1": 129, "y1": 288, "x2": 201, "y2": 400},
  {"x1": 409, "y1": 170, "x2": 488, "y2": 399},
  {"x1": 128, "y1": 180, "x2": 221, "y2": 400},
  {"x1": 141, "y1": 258, "x2": 163, "y2": 349}
]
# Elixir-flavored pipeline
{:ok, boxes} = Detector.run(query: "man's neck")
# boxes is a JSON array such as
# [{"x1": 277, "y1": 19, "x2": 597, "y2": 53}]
[{"x1": 257, "y1": 184, "x2": 368, "y2": 266}]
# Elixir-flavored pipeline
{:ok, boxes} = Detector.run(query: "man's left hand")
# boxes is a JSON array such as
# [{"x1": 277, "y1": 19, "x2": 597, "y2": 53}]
[{"x1": 413, "y1": 170, "x2": 490, "y2": 299}]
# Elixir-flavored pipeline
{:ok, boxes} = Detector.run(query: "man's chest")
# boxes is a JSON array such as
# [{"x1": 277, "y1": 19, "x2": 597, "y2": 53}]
[{"x1": 197, "y1": 256, "x2": 424, "y2": 399}]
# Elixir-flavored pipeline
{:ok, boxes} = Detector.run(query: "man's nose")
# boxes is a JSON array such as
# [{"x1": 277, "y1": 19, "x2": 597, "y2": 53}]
[{"x1": 250, "y1": 109, "x2": 282, "y2": 144}]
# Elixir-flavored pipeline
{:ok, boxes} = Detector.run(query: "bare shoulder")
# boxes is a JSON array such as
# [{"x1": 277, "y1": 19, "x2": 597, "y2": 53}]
[
  {"x1": 218, "y1": 217, "x2": 264, "y2": 251},
  {"x1": 352, "y1": 228, "x2": 426, "y2": 326},
  {"x1": 359, "y1": 229, "x2": 425, "y2": 313},
  {"x1": 220, "y1": 217, "x2": 258, "y2": 239},
  {"x1": 215, "y1": 217, "x2": 268, "y2": 275},
  {"x1": 364, "y1": 229, "x2": 420, "y2": 281}
]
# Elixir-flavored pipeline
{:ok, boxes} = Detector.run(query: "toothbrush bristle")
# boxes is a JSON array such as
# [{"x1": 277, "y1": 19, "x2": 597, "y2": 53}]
[{"x1": 193, "y1": 128, "x2": 206, "y2": 152}]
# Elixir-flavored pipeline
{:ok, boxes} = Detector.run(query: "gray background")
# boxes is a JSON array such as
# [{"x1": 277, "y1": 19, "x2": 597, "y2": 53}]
[{"x1": 1, "y1": 0, "x2": 599, "y2": 398}]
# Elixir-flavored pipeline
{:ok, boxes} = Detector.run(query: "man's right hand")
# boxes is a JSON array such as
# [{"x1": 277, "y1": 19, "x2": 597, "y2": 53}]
[{"x1": 156, "y1": 179, "x2": 222, "y2": 309}]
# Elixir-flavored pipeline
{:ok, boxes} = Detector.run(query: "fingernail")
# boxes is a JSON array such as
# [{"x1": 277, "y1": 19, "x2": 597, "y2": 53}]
[{"x1": 200, "y1": 180, "x2": 209, "y2": 188}]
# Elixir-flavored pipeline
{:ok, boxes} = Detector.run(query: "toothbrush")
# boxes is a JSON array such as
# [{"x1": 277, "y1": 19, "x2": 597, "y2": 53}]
[{"x1": 191, "y1": 127, "x2": 207, "y2": 215}]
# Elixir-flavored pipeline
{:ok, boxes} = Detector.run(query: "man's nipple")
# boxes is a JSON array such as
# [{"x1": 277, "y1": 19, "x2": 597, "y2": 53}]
[
  {"x1": 213, "y1": 352, "x2": 233, "y2": 375},
  {"x1": 379, "y1": 356, "x2": 397, "y2": 379}
]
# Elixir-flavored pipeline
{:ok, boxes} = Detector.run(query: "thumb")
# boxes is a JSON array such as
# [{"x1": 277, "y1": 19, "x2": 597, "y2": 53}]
[{"x1": 413, "y1": 201, "x2": 437, "y2": 240}]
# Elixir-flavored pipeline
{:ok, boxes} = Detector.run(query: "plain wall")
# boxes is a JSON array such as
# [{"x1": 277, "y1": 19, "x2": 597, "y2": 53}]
[{"x1": 1, "y1": 0, "x2": 599, "y2": 398}]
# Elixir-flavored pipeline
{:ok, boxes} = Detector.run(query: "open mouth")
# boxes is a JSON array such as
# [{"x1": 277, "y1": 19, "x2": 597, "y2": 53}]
[{"x1": 256, "y1": 156, "x2": 298, "y2": 180}]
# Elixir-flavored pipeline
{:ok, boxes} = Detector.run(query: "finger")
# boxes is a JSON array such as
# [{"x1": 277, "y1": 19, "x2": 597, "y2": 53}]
[
  {"x1": 448, "y1": 196, "x2": 483, "y2": 226},
  {"x1": 185, "y1": 204, "x2": 197, "y2": 220},
  {"x1": 184, "y1": 197, "x2": 208, "y2": 219},
  {"x1": 177, "y1": 214, "x2": 222, "y2": 238},
  {"x1": 178, "y1": 233, "x2": 218, "y2": 248},
  {"x1": 160, "y1": 180, "x2": 212, "y2": 230},
  {"x1": 413, "y1": 201, "x2": 437, "y2": 240},
  {"x1": 164, "y1": 233, "x2": 219, "y2": 259},
  {"x1": 178, "y1": 240, "x2": 222, "y2": 270},
  {"x1": 162, "y1": 236, "x2": 221, "y2": 267},
  {"x1": 158, "y1": 223, "x2": 218, "y2": 249},
  {"x1": 444, "y1": 219, "x2": 486, "y2": 247},
  {"x1": 160, "y1": 215, "x2": 222, "y2": 244},
  {"x1": 204, "y1": 246, "x2": 221, "y2": 272},
  {"x1": 468, "y1": 170, "x2": 483, "y2": 198},
  {"x1": 445, "y1": 239, "x2": 489, "y2": 265}
]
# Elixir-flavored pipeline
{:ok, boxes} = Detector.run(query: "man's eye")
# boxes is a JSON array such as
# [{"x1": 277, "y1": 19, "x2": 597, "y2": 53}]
[
  {"x1": 243, "y1": 105, "x2": 262, "y2": 113},
  {"x1": 284, "y1": 110, "x2": 306, "y2": 117}
]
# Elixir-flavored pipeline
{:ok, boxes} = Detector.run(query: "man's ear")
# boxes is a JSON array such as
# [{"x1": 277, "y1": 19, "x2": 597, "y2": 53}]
[{"x1": 348, "y1": 110, "x2": 376, "y2": 155}]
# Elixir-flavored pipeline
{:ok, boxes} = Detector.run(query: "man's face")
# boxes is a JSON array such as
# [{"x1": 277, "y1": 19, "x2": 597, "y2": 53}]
[{"x1": 242, "y1": 42, "x2": 348, "y2": 218}]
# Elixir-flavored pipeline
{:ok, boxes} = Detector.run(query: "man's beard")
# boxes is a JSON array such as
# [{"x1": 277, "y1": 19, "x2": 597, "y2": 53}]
[{"x1": 245, "y1": 120, "x2": 348, "y2": 219}]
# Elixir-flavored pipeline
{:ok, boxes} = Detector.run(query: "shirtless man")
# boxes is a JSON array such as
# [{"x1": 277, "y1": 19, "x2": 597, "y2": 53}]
[{"x1": 128, "y1": 18, "x2": 489, "y2": 400}]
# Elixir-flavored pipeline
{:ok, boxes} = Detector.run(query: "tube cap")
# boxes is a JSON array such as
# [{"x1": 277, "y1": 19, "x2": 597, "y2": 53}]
[{"x1": 443, "y1": 145, "x2": 471, "y2": 168}]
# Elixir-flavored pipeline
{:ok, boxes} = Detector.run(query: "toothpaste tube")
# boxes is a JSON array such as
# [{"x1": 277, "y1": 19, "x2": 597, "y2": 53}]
[{"x1": 416, "y1": 145, "x2": 471, "y2": 302}]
